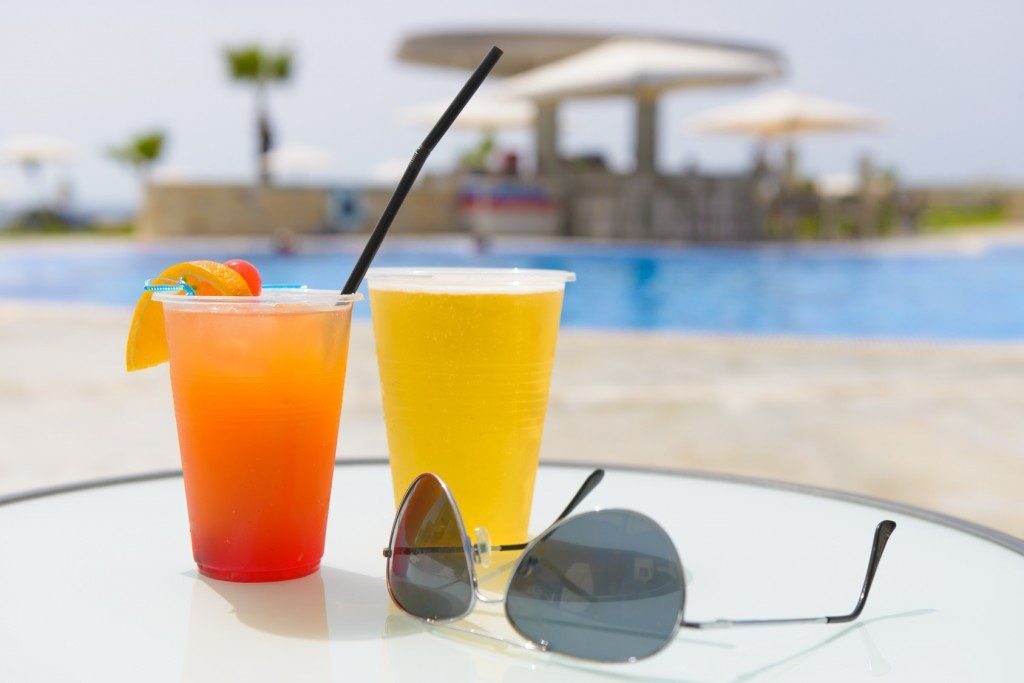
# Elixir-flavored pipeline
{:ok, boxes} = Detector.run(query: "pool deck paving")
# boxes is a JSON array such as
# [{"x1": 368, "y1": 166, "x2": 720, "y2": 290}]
[{"x1": 1, "y1": 300, "x2": 1021, "y2": 538}]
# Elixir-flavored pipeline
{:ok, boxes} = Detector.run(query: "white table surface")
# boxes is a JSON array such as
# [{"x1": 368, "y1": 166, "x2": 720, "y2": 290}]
[{"x1": 1, "y1": 461, "x2": 1022, "y2": 682}]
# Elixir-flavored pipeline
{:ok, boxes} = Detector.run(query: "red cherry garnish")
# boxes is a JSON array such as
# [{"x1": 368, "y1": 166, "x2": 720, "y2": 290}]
[{"x1": 225, "y1": 259, "x2": 262, "y2": 295}]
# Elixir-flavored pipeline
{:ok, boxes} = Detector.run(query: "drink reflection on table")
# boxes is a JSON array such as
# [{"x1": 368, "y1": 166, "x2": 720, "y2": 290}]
[
  {"x1": 181, "y1": 572, "x2": 332, "y2": 682},
  {"x1": 181, "y1": 566, "x2": 392, "y2": 682}
]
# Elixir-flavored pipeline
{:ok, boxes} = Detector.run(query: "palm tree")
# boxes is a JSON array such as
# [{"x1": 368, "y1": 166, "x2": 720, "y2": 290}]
[
  {"x1": 107, "y1": 130, "x2": 166, "y2": 181},
  {"x1": 223, "y1": 44, "x2": 293, "y2": 184}
]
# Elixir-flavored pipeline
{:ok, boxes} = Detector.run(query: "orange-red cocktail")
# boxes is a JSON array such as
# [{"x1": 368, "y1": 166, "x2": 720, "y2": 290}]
[{"x1": 157, "y1": 290, "x2": 359, "y2": 582}]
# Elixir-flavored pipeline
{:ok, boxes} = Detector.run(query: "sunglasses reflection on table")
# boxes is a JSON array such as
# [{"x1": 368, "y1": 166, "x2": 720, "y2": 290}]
[{"x1": 383, "y1": 470, "x2": 896, "y2": 663}]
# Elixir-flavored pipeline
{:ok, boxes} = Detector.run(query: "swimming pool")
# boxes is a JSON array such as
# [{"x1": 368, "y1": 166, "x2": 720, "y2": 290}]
[{"x1": 2, "y1": 239, "x2": 1023, "y2": 340}]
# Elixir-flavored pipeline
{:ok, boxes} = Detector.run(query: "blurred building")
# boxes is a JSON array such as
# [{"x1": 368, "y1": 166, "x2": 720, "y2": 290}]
[{"x1": 137, "y1": 29, "x2": 937, "y2": 241}]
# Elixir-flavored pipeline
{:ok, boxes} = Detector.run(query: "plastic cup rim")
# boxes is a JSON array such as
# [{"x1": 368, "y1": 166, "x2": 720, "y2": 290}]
[
  {"x1": 366, "y1": 267, "x2": 575, "y2": 292},
  {"x1": 153, "y1": 289, "x2": 362, "y2": 308}
]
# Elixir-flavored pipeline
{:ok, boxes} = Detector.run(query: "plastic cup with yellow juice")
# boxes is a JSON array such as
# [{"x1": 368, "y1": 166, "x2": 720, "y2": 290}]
[{"x1": 367, "y1": 268, "x2": 574, "y2": 545}]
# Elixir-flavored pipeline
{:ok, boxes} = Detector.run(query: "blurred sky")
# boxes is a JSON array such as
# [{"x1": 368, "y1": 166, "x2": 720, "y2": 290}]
[{"x1": 0, "y1": 0, "x2": 1021, "y2": 208}]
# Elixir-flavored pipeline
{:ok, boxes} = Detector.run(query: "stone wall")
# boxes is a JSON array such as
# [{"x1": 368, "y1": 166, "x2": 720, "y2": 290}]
[
  {"x1": 138, "y1": 183, "x2": 333, "y2": 237},
  {"x1": 1002, "y1": 190, "x2": 1024, "y2": 221},
  {"x1": 138, "y1": 178, "x2": 464, "y2": 237},
  {"x1": 360, "y1": 176, "x2": 460, "y2": 233},
  {"x1": 562, "y1": 172, "x2": 763, "y2": 241}
]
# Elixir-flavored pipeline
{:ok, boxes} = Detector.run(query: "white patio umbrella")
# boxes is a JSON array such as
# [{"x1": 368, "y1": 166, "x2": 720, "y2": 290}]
[
  {"x1": 494, "y1": 38, "x2": 781, "y2": 175},
  {"x1": 264, "y1": 144, "x2": 332, "y2": 176},
  {"x1": 401, "y1": 96, "x2": 536, "y2": 131},
  {"x1": 148, "y1": 165, "x2": 191, "y2": 184},
  {"x1": 689, "y1": 90, "x2": 881, "y2": 182},
  {"x1": 499, "y1": 38, "x2": 781, "y2": 100},
  {"x1": 0, "y1": 134, "x2": 79, "y2": 210},
  {"x1": 689, "y1": 90, "x2": 881, "y2": 137},
  {"x1": 0, "y1": 134, "x2": 79, "y2": 168},
  {"x1": 370, "y1": 158, "x2": 410, "y2": 184}
]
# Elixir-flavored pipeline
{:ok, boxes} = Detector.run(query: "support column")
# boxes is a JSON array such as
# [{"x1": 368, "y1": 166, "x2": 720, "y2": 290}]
[
  {"x1": 634, "y1": 95, "x2": 659, "y2": 237},
  {"x1": 783, "y1": 141, "x2": 799, "y2": 189},
  {"x1": 635, "y1": 95, "x2": 658, "y2": 176},
  {"x1": 535, "y1": 100, "x2": 559, "y2": 177}
]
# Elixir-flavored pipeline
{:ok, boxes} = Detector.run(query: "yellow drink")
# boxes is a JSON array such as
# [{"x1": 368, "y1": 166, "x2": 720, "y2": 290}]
[{"x1": 368, "y1": 268, "x2": 573, "y2": 545}]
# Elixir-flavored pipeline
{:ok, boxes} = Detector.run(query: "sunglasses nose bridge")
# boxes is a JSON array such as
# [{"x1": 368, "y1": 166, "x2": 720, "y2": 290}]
[{"x1": 471, "y1": 526, "x2": 491, "y2": 568}]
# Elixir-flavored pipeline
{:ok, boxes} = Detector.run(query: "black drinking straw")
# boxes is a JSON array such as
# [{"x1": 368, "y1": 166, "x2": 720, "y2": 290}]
[{"x1": 342, "y1": 46, "x2": 504, "y2": 294}]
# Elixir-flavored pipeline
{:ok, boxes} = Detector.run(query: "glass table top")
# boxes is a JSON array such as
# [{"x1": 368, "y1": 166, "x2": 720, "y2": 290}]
[{"x1": 1, "y1": 462, "x2": 1021, "y2": 682}]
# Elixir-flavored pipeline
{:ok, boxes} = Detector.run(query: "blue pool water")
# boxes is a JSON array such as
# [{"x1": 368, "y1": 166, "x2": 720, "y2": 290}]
[{"x1": 2, "y1": 239, "x2": 1023, "y2": 340}]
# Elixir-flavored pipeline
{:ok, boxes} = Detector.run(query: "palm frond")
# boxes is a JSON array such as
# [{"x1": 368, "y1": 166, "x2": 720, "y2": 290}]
[
  {"x1": 224, "y1": 44, "x2": 293, "y2": 83},
  {"x1": 107, "y1": 130, "x2": 166, "y2": 168}
]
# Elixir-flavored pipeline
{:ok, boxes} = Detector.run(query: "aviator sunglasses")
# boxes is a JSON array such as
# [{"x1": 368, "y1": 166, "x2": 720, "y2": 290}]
[{"x1": 383, "y1": 470, "x2": 896, "y2": 663}]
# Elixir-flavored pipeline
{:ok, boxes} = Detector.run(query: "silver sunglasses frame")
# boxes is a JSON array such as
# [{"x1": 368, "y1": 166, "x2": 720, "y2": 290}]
[
  {"x1": 384, "y1": 473, "x2": 689, "y2": 661},
  {"x1": 384, "y1": 471, "x2": 896, "y2": 663},
  {"x1": 384, "y1": 472, "x2": 504, "y2": 627}
]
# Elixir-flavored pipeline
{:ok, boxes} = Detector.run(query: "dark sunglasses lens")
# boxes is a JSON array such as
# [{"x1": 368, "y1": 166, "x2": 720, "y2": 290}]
[
  {"x1": 387, "y1": 476, "x2": 473, "y2": 620},
  {"x1": 505, "y1": 510, "x2": 684, "y2": 662}
]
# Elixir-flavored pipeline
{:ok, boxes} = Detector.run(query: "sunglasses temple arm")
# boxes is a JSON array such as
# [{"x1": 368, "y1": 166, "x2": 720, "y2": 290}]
[
  {"x1": 681, "y1": 520, "x2": 896, "y2": 630},
  {"x1": 492, "y1": 469, "x2": 606, "y2": 553}
]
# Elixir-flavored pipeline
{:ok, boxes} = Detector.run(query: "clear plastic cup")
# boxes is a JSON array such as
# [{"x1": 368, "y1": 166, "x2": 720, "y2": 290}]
[
  {"x1": 366, "y1": 268, "x2": 575, "y2": 546},
  {"x1": 155, "y1": 289, "x2": 361, "y2": 582}
]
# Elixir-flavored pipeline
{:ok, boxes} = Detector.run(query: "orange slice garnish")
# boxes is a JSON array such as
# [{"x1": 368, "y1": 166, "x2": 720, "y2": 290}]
[{"x1": 125, "y1": 260, "x2": 252, "y2": 371}]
